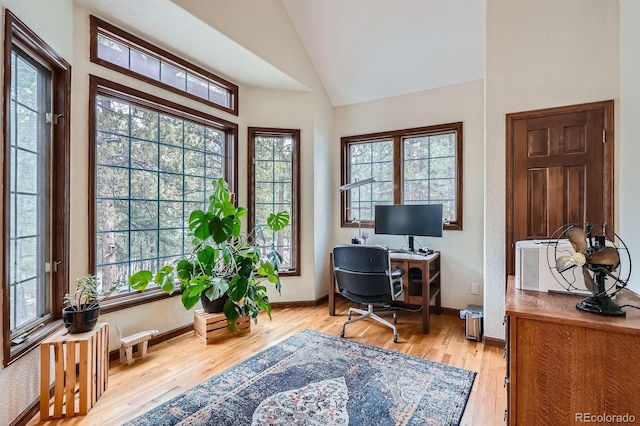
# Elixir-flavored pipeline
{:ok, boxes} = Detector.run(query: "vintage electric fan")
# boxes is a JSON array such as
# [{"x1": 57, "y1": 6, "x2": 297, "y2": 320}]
[{"x1": 546, "y1": 223, "x2": 632, "y2": 316}]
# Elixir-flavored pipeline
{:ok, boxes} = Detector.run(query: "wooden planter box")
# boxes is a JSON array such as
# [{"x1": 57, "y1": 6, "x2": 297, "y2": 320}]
[
  {"x1": 194, "y1": 309, "x2": 251, "y2": 344},
  {"x1": 40, "y1": 322, "x2": 109, "y2": 419}
]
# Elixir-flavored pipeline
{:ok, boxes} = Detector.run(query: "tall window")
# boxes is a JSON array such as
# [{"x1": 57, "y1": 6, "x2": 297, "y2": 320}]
[
  {"x1": 248, "y1": 128, "x2": 300, "y2": 275},
  {"x1": 90, "y1": 16, "x2": 238, "y2": 116},
  {"x1": 90, "y1": 76, "x2": 237, "y2": 306},
  {"x1": 2, "y1": 10, "x2": 71, "y2": 366},
  {"x1": 341, "y1": 122, "x2": 463, "y2": 231}
]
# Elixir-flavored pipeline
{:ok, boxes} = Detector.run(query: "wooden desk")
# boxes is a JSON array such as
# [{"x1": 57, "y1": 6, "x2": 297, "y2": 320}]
[
  {"x1": 329, "y1": 251, "x2": 441, "y2": 333},
  {"x1": 505, "y1": 277, "x2": 640, "y2": 424},
  {"x1": 40, "y1": 322, "x2": 109, "y2": 419}
]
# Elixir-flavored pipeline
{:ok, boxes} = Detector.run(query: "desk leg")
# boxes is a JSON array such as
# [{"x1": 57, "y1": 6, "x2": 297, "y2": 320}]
[
  {"x1": 329, "y1": 254, "x2": 335, "y2": 316},
  {"x1": 422, "y1": 273, "x2": 430, "y2": 334},
  {"x1": 434, "y1": 286, "x2": 442, "y2": 315}
]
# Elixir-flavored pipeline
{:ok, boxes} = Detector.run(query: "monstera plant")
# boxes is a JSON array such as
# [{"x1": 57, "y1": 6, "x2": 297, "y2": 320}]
[{"x1": 129, "y1": 178, "x2": 289, "y2": 331}]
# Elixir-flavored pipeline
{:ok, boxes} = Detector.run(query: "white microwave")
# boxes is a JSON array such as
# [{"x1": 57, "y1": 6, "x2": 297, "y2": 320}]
[{"x1": 515, "y1": 240, "x2": 589, "y2": 293}]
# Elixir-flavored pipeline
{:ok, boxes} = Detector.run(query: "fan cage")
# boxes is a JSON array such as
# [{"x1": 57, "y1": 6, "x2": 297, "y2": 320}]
[{"x1": 546, "y1": 222, "x2": 632, "y2": 298}]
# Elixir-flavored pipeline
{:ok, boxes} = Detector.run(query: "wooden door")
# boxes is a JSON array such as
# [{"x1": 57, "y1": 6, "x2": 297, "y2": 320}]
[{"x1": 506, "y1": 100, "x2": 614, "y2": 275}]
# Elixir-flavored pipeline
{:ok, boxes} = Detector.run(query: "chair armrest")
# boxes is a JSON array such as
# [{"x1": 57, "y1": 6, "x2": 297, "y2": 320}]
[{"x1": 391, "y1": 267, "x2": 405, "y2": 279}]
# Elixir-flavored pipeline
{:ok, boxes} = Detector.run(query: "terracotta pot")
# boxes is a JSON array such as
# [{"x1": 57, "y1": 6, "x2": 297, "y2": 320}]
[
  {"x1": 62, "y1": 304, "x2": 100, "y2": 334},
  {"x1": 200, "y1": 292, "x2": 228, "y2": 313}
]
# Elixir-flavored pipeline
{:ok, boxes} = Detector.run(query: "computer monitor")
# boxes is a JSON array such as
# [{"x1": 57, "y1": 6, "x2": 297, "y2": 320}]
[{"x1": 374, "y1": 204, "x2": 443, "y2": 252}]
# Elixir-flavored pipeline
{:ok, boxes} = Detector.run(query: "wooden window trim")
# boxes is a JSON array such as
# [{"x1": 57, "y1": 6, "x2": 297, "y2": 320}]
[
  {"x1": 247, "y1": 127, "x2": 301, "y2": 276},
  {"x1": 2, "y1": 9, "x2": 71, "y2": 367},
  {"x1": 340, "y1": 122, "x2": 463, "y2": 231},
  {"x1": 88, "y1": 75, "x2": 238, "y2": 311},
  {"x1": 89, "y1": 15, "x2": 239, "y2": 116}
]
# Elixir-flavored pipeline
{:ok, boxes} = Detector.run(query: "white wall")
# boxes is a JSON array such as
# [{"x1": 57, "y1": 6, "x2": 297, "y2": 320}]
[
  {"x1": 312, "y1": 90, "x2": 335, "y2": 299},
  {"x1": 485, "y1": 0, "x2": 620, "y2": 339},
  {"x1": 333, "y1": 80, "x2": 485, "y2": 310},
  {"x1": 619, "y1": 0, "x2": 640, "y2": 294},
  {"x1": 0, "y1": 2, "x2": 74, "y2": 424},
  {"x1": 242, "y1": 87, "x2": 318, "y2": 302}
]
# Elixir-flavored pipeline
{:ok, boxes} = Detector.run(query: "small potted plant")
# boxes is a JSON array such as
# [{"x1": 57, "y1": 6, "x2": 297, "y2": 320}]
[
  {"x1": 129, "y1": 178, "x2": 289, "y2": 331},
  {"x1": 63, "y1": 274, "x2": 118, "y2": 334}
]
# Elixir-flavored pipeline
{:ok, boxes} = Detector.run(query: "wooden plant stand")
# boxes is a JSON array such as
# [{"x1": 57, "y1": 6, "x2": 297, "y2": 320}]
[
  {"x1": 40, "y1": 322, "x2": 109, "y2": 420},
  {"x1": 194, "y1": 310, "x2": 251, "y2": 344}
]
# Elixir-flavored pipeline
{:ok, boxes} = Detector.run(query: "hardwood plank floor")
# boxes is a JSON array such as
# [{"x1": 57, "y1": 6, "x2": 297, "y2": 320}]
[{"x1": 29, "y1": 300, "x2": 506, "y2": 425}]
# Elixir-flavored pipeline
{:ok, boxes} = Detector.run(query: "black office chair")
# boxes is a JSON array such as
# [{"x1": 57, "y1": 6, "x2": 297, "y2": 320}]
[{"x1": 333, "y1": 244, "x2": 405, "y2": 343}]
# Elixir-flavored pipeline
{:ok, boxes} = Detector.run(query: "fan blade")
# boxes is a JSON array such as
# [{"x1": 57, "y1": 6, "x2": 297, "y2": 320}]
[
  {"x1": 556, "y1": 255, "x2": 577, "y2": 273},
  {"x1": 567, "y1": 227, "x2": 587, "y2": 254},
  {"x1": 587, "y1": 246, "x2": 620, "y2": 268},
  {"x1": 582, "y1": 266, "x2": 596, "y2": 293}
]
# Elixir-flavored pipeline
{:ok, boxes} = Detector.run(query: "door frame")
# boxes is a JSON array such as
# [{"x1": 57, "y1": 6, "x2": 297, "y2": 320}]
[{"x1": 505, "y1": 100, "x2": 614, "y2": 275}]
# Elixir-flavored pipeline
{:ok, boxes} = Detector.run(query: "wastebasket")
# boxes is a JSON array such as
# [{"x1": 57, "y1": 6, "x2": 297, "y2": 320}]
[{"x1": 460, "y1": 304, "x2": 483, "y2": 341}]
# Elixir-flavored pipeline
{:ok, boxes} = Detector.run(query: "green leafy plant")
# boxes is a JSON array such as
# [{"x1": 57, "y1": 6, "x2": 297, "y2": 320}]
[
  {"x1": 129, "y1": 178, "x2": 290, "y2": 331},
  {"x1": 64, "y1": 274, "x2": 119, "y2": 311}
]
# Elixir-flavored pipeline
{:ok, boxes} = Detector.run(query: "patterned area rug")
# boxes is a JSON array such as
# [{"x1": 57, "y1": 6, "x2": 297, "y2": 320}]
[{"x1": 126, "y1": 329, "x2": 476, "y2": 425}]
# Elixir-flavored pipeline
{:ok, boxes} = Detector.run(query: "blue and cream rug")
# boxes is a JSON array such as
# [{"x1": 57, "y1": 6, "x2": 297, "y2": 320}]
[{"x1": 126, "y1": 329, "x2": 476, "y2": 425}]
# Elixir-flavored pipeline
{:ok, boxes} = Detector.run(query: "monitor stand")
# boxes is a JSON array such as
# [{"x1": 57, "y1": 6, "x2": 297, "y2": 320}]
[{"x1": 408, "y1": 236, "x2": 415, "y2": 252}]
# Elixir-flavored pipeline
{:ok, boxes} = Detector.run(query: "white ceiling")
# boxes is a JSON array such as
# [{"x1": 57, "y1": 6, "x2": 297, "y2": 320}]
[
  {"x1": 281, "y1": 0, "x2": 486, "y2": 106},
  {"x1": 74, "y1": 0, "x2": 485, "y2": 107}
]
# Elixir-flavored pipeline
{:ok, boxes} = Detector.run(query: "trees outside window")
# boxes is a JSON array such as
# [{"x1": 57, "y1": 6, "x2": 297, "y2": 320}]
[
  {"x1": 89, "y1": 76, "x2": 237, "y2": 308},
  {"x1": 341, "y1": 122, "x2": 463, "y2": 231},
  {"x1": 248, "y1": 128, "x2": 300, "y2": 275},
  {"x1": 2, "y1": 10, "x2": 71, "y2": 366}
]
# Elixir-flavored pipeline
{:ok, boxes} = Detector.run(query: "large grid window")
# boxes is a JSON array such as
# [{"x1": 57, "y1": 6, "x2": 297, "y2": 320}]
[
  {"x1": 90, "y1": 16, "x2": 238, "y2": 116},
  {"x1": 248, "y1": 128, "x2": 300, "y2": 275},
  {"x1": 3, "y1": 10, "x2": 71, "y2": 366},
  {"x1": 346, "y1": 140, "x2": 393, "y2": 221},
  {"x1": 90, "y1": 76, "x2": 237, "y2": 304},
  {"x1": 341, "y1": 122, "x2": 463, "y2": 231},
  {"x1": 403, "y1": 133, "x2": 458, "y2": 215},
  {"x1": 8, "y1": 46, "x2": 51, "y2": 337}
]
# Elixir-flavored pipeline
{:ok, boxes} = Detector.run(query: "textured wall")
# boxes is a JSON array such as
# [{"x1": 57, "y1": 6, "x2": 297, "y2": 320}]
[
  {"x1": 619, "y1": 0, "x2": 640, "y2": 294},
  {"x1": 333, "y1": 80, "x2": 485, "y2": 311},
  {"x1": 484, "y1": 0, "x2": 620, "y2": 339}
]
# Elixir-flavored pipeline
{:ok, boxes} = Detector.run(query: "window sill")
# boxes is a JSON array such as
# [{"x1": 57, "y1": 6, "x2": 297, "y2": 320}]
[
  {"x1": 99, "y1": 288, "x2": 179, "y2": 314},
  {"x1": 5, "y1": 320, "x2": 64, "y2": 367}
]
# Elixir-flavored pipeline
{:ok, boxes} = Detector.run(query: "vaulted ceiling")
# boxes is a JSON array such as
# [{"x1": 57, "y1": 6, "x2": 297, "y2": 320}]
[
  {"x1": 74, "y1": 0, "x2": 486, "y2": 106},
  {"x1": 280, "y1": 0, "x2": 486, "y2": 106}
]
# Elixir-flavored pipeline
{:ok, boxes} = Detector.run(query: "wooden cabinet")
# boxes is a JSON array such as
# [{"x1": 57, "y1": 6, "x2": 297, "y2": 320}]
[
  {"x1": 505, "y1": 277, "x2": 640, "y2": 425},
  {"x1": 329, "y1": 251, "x2": 441, "y2": 333}
]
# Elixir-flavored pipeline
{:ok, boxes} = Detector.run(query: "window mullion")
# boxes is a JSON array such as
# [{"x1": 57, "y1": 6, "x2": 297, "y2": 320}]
[
  {"x1": 127, "y1": 104, "x2": 133, "y2": 288},
  {"x1": 156, "y1": 114, "x2": 161, "y2": 273},
  {"x1": 394, "y1": 135, "x2": 402, "y2": 204},
  {"x1": 427, "y1": 136, "x2": 432, "y2": 203}
]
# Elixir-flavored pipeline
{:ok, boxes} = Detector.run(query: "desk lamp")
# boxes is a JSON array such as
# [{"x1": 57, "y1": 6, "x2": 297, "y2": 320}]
[{"x1": 339, "y1": 177, "x2": 375, "y2": 242}]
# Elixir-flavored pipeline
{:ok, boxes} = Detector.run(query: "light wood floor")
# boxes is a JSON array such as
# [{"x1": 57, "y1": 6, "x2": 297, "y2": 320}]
[{"x1": 29, "y1": 300, "x2": 506, "y2": 425}]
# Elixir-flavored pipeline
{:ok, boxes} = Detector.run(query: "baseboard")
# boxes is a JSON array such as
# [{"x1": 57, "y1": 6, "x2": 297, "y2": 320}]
[
  {"x1": 10, "y1": 398, "x2": 39, "y2": 426},
  {"x1": 483, "y1": 336, "x2": 505, "y2": 348},
  {"x1": 439, "y1": 307, "x2": 461, "y2": 317},
  {"x1": 108, "y1": 323, "x2": 194, "y2": 362},
  {"x1": 271, "y1": 295, "x2": 328, "y2": 309}
]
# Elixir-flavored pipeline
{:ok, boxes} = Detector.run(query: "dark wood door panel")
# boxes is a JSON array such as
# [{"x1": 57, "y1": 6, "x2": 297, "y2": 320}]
[
  {"x1": 564, "y1": 166, "x2": 586, "y2": 225},
  {"x1": 506, "y1": 100, "x2": 614, "y2": 275}
]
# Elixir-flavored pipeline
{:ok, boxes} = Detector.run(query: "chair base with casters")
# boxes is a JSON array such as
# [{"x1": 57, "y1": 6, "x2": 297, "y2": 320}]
[{"x1": 341, "y1": 304, "x2": 398, "y2": 343}]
